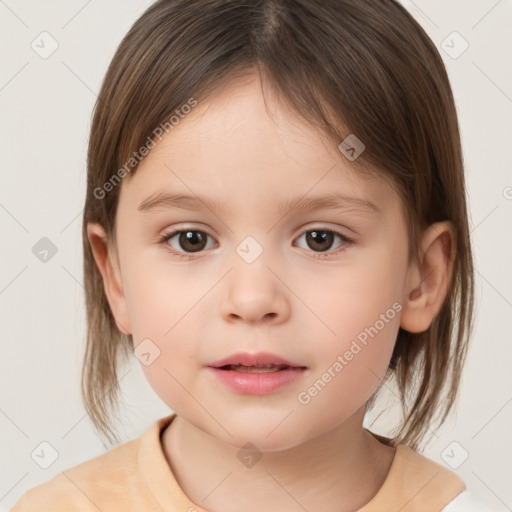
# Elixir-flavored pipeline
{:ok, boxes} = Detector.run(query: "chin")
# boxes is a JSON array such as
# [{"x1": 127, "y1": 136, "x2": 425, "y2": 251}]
[
  {"x1": 229, "y1": 431, "x2": 306, "y2": 453},
  {"x1": 207, "y1": 415, "x2": 309, "y2": 452}
]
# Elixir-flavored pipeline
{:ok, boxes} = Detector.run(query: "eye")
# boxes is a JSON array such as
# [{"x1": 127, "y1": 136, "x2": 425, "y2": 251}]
[
  {"x1": 158, "y1": 229, "x2": 216, "y2": 258},
  {"x1": 158, "y1": 226, "x2": 354, "y2": 260},
  {"x1": 294, "y1": 228, "x2": 353, "y2": 258}
]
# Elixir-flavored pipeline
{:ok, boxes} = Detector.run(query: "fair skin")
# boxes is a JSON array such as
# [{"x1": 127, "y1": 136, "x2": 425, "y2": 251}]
[{"x1": 88, "y1": 72, "x2": 455, "y2": 512}]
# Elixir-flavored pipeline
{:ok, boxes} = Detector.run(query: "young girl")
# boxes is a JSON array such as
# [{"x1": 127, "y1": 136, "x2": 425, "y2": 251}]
[{"x1": 11, "y1": 0, "x2": 490, "y2": 510}]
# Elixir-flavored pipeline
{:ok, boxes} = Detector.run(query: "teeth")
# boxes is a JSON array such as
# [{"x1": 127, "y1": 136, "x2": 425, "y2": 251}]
[{"x1": 226, "y1": 364, "x2": 289, "y2": 373}]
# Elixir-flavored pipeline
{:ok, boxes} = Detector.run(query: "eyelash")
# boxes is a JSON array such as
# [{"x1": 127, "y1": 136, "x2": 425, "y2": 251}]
[{"x1": 157, "y1": 227, "x2": 354, "y2": 261}]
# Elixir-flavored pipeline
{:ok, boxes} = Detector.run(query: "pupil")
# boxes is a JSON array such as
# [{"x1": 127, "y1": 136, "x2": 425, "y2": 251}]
[
  {"x1": 180, "y1": 231, "x2": 205, "y2": 252},
  {"x1": 307, "y1": 230, "x2": 333, "y2": 252},
  {"x1": 177, "y1": 230, "x2": 334, "y2": 254}
]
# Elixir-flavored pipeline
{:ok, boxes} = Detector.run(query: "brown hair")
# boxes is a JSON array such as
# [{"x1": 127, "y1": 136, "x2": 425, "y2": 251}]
[{"x1": 81, "y1": 0, "x2": 474, "y2": 451}]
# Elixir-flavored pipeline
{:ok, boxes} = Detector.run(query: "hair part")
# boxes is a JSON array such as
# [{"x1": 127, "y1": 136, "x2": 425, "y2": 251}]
[{"x1": 82, "y1": 0, "x2": 474, "y2": 451}]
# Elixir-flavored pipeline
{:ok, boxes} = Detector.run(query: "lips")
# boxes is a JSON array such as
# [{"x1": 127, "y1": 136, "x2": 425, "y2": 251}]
[
  {"x1": 220, "y1": 364, "x2": 290, "y2": 373},
  {"x1": 207, "y1": 352, "x2": 307, "y2": 393},
  {"x1": 208, "y1": 352, "x2": 305, "y2": 371}
]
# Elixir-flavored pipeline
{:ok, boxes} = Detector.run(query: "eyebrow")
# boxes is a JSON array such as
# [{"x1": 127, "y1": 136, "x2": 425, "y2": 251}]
[{"x1": 137, "y1": 190, "x2": 380, "y2": 216}]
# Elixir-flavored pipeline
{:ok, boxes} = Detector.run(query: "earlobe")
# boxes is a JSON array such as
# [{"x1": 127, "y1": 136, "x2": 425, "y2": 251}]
[
  {"x1": 86, "y1": 222, "x2": 132, "y2": 335},
  {"x1": 400, "y1": 221, "x2": 456, "y2": 333}
]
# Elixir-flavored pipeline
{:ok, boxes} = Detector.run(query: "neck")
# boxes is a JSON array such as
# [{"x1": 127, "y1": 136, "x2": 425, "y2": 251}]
[{"x1": 161, "y1": 407, "x2": 396, "y2": 512}]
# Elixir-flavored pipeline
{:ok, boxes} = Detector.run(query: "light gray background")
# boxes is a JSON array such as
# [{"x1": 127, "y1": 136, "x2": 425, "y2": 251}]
[{"x1": 1, "y1": 0, "x2": 511, "y2": 510}]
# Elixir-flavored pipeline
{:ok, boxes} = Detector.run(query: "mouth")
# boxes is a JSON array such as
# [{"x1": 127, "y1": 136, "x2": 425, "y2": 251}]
[
  {"x1": 207, "y1": 352, "x2": 307, "y2": 394},
  {"x1": 208, "y1": 351, "x2": 307, "y2": 371},
  {"x1": 216, "y1": 363, "x2": 295, "y2": 373}
]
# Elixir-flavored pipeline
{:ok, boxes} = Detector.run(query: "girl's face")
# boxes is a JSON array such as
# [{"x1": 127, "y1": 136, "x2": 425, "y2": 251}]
[{"x1": 110, "y1": 73, "x2": 412, "y2": 449}]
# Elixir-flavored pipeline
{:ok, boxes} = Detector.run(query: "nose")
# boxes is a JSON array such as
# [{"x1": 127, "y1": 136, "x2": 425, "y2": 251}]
[{"x1": 219, "y1": 260, "x2": 291, "y2": 325}]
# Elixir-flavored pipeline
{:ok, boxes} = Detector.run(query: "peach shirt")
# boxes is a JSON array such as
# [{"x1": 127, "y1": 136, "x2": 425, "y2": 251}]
[{"x1": 11, "y1": 414, "x2": 467, "y2": 511}]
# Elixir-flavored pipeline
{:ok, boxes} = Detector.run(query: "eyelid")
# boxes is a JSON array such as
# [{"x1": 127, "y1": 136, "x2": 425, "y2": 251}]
[
  {"x1": 158, "y1": 226, "x2": 217, "y2": 258},
  {"x1": 158, "y1": 223, "x2": 355, "y2": 259}
]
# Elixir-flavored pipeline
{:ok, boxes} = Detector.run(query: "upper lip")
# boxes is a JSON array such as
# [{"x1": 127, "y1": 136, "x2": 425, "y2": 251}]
[{"x1": 208, "y1": 352, "x2": 306, "y2": 368}]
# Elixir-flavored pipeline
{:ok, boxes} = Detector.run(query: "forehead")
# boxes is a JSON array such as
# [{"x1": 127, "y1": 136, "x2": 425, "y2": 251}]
[{"x1": 118, "y1": 74, "x2": 395, "y2": 214}]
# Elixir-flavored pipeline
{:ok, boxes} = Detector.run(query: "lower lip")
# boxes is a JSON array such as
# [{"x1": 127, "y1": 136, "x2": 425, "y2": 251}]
[{"x1": 207, "y1": 367, "x2": 306, "y2": 395}]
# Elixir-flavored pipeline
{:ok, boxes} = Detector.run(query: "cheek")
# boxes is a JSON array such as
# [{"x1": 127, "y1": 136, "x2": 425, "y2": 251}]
[
  {"x1": 297, "y1": 310, "x2": 400, "y2": 430},
  {"x1": 317, "y1": 248, "x2": 406, "y2": 342},
  {"x1": 300, "y1": 248, "x2": 404, "y2": 411},
  {"x1": 338, "y1": 312, "x2": 399, "y2": 390},
  {"x1": 123, "y1": 251, "x2": 208, "y2": 341},
  {"x1": 121, "y1": 259, "x2": 206, "y2": 400},
  {"x1": 133, "y1": 312, "x2": 201, "y2": 415}
]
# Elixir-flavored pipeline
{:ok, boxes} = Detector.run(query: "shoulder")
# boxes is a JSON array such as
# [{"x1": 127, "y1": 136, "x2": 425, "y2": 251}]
[
  {"x1": 390, "y1": 446, "x2": 494, "y2": 511},
  {"x1": 10, "y1": 436, "x2": 140, "y2": 511},
  {"x1": 441, "y1": 489, "x2": 494, "y2": 512},
  {"x1": 393, "y1": 444, "x2": 467, "y2": 496},
  {"x1": 362, "y1": 440, "x2": 470, "y2": 512},
  {"x1": 9, "y1": 414, "x2": 176, "y2": 512}
]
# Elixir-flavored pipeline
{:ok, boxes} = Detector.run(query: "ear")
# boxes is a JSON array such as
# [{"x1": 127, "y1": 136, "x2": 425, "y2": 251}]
[
  {"x1": 400, "y1": 221, "x2": 456, "y2": 333},
  {"x1": 86, "y1": 222, "x2": 132, "y2": 335}
]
